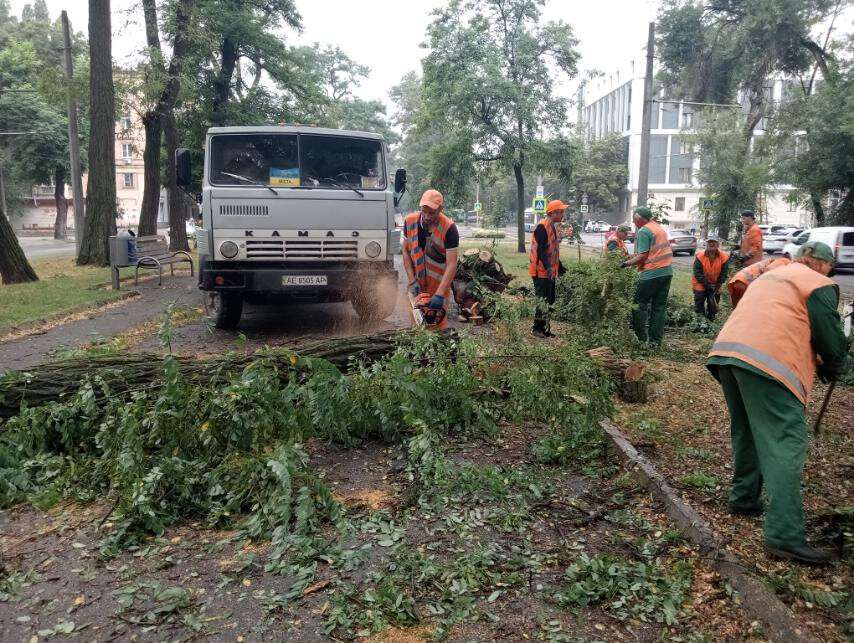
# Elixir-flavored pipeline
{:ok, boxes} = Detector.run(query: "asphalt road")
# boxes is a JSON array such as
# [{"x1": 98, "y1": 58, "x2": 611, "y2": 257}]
[
  {"x1": 18, "y1": 235, "x2": 77, "y2": 259},
  {"x1": 579, "y1": 232, "x2": 854, "y2": 299}
]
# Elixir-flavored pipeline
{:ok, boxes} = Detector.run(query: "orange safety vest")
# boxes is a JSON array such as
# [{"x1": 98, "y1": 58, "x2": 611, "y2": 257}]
[
  {"x1": 728, "y1": 257, "x2": 790, "y2": 287},
  {"x1": 709, "y1": 262, "x2": 837, "y2": 404},
  {"x1": 403, "y1": 212, "x2": 455, "y2": 327},
  {"x1": 528, "y1": 218, "x2": 560, "y2": 279},
  {"x1": 639, "y1": 220, "x2": 672, "y2": 272},
  {"x1": 740, "y1": 225, "x2": 763, "y2": 267},
  {"x1": 603, "y1": 233, "x2": 628, "y2": 257},
  {"x1": 691, "y1": 249, "x2": 731, "y2": 291}
]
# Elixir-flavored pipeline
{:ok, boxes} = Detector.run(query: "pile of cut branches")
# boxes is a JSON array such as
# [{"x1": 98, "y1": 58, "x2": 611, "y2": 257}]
[{"x1": 453, "y1": 247, "x2": 514, "y2": 323}]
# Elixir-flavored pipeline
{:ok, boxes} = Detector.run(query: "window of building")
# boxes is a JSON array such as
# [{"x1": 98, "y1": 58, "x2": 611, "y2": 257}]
[
  {"x1": 648, "y1": 135, "x2": 668, "y2": 183},
  {"x1": 678, "y1": 167, "x2": 692, "y2": 183},
  {"x1": 123, "y1": 173, "x2": 134, "y2": 188},
  {"x1": 674, "y1": 197, "x2": 686, "y2": 211},
  {"x1": 121, "y1": 143, "x2": 133, "y2": 159},
  {"x1": 120, "y1": 115, "x2": 132, "y2": 131},
  {"x1": 660, "y1": 102, "x2": 679, "y2": 129},
  {"x1": 681, "y1": 109, "x2": 694, "y2": 128}
]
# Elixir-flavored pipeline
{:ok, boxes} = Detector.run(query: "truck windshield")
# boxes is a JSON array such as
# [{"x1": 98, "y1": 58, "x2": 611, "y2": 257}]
[{"x1": 209, "y1": 133, "x2": 385, "y2": 190}]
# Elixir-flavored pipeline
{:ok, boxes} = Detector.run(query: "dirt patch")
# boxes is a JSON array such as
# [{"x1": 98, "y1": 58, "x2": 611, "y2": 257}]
[{"x1": 614, "y1": 340, "x2": 853, "y2": 641}]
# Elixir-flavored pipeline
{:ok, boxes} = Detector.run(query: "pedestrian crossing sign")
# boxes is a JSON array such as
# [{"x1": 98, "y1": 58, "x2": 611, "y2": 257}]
[{"x1": 533, "y1": 197, "x2": 546, "y2": 214}]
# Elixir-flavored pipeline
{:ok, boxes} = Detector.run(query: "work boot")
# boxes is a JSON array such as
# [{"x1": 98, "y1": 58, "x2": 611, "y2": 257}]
[
  {"x1": 765, "y1": 544, "x2": 833, "y2": 566},
  {"x1": 543, "y1": 329, "x2": 556, "y2": 338},
  {"x1": 728, "y1": 503, "x2": 763, "y2": 518},
  {"x1": 532, "y1": 328, "x2": 548, "y2": 339}
]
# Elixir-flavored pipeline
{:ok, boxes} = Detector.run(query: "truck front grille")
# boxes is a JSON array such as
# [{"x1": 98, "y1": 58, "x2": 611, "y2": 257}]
[
  {"x1": 243, "y1": 239, "x2": 360, "y2": 260},
  {"x1": 285, "y1": 240, "x2": 358, "y2": 260},
  {"x1": 219, "y1": 204, "x2": 269, "y2": 216}
]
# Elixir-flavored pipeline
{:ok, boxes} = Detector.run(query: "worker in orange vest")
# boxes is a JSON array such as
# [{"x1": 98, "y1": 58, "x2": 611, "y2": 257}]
[
  {"x1": 707, "y1": 241, "x2": 848, "y2": 565},
  {"x1": 402, "y1": 189, "x2": 460, "y2": 329},
  {"x1": 621, "y1": 207, "x2": 673, "y2": 346},
  {"x1": 528, "y1": 199, "x2": 567, "y2": 338},
  {"x1": 691, "y1": 234, "x2": 730, "y2": 320},
  {"x1": 738, "y1": 211, "x2": 763, "y2": 267},
  {"x1": 727, "y1": 256, "x2": 791, "y2": 308},
  {"x1": 604, "y1": 225, "x2": 630, "y2": 259}
]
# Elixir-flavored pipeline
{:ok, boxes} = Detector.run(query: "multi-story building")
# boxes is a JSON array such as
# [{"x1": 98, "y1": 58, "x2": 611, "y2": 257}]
[
  {"x1": 579, "y1": 49, "x2": 812, "y2": 230},
  {"x1": 12, "y1": 108, "x2": 165, "y2": 232}
]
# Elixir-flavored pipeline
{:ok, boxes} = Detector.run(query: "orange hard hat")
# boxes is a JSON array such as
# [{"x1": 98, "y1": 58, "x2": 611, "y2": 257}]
[
  {"x1": 419, "y1": 189, "x2": 444, "y2": 210},
  {"x1": 546, "y1": 199, "x2": 566, "y2": 214}
]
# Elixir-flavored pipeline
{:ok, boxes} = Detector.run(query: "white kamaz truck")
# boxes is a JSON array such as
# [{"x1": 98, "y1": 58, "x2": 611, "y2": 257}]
[{"x1": 176, "y1": 125, "x2": 405, "y2": 329}]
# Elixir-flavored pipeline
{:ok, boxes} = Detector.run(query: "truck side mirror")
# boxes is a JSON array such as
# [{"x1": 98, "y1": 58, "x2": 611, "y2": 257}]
[
  {"x1": 176, "y1": 148, "x2": 191, "y2": 187},
  {"x1": 394, "y1": 168, "x2": 407, "y2": 195}
]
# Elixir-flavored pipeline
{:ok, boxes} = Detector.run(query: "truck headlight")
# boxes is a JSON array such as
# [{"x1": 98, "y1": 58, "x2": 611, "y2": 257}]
[
  {"x1": 365, "y1": 241, "x2": 382, "y2": 258},
  {"x1": 220, "y1": 240, "x2": 239, "y2": 259}
]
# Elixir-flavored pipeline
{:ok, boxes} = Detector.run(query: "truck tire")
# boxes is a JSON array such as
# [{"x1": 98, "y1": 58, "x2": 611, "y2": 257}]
[
  {"x1": 206, "y1": 292, "x2": 243, "y2": 330},
  {"x1": 352, "y1": 288, "x2": 397, "y2": 322}
]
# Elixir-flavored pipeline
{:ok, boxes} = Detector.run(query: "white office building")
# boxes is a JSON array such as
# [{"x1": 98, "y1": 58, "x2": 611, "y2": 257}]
[{"x1": 579, "y1": 51, "x2": 812, "y2": 230}]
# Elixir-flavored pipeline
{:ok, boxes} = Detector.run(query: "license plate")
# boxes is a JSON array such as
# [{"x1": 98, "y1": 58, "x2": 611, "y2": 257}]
[{"x1": 283, "y1": 275, "x2": 328, "y2": 286}]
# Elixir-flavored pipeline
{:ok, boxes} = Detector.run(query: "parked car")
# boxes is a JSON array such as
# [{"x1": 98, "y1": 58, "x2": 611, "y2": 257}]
[
  {"x1": 782, "y1": 227, "x2": 854, "y2": 269},
  {"x1": 524, "y1": 222, "x2": 535, "y2": 233},
  {"x1": 667, "y1": 230, "x2": 697, "y2": 255},
  {"x1": 763, "y1": 227, "x2": 804, "y2": 253},
  {"x1": 757, "y1": 224, "x2": 789, "y2": 236}
]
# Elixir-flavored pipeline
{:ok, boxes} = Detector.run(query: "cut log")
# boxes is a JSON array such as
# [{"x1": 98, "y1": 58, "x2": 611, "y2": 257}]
[
  {"x1": 463, "y1": 247, "x2": 481, "y2": 257},
  {"x1": 478, "y1": 250, "x2": 493, "y2": 263},
  {"x1": 585, "y1": 346, "x2": 647, "y2": 401}
]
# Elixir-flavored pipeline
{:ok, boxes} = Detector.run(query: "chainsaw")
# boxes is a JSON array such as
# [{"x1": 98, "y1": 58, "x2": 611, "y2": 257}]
[{"x1": 410, "y1": 292, "x2": 447, "y2": 328}]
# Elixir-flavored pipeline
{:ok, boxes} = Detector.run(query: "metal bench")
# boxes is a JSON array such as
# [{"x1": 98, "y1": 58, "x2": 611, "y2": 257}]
[{"x1": 135, "y1": 234, "x2": 194, "y2": 285}]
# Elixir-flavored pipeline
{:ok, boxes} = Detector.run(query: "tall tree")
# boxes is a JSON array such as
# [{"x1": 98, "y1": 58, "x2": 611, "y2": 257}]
[
  {"x1": 0, "y1": 158, "x2": 38, "y2": 284},
  {"x1": 421, "y1": 0, "x2": 580, "y2": 252},
  {"x1": 78, "y1": 0, "x2": 116, "y2": 266},
  {"x1": 656, "y1": 0, "x2": 841, "y2": 230}
]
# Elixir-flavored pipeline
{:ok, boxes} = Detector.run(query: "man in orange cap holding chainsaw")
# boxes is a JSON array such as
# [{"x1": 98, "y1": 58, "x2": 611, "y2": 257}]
[
  {"x1": 528, "y1": 199, "x2": 567, "y2": 338},
  {"x1": 402, "y1": 189, "x2": 460, "y2": 329}
]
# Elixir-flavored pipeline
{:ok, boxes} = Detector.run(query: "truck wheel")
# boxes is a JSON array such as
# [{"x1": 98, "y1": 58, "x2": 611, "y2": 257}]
[
  {"x1": 352, "y1": 287, "x2": 397, "y2": 322},
  {"x1": 206, "y1": 292, "x2": 243, "y2": 330}
]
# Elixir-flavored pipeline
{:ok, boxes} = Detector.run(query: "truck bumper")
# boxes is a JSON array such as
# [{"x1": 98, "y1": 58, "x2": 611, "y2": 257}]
[{"x1": 199, "y1": 260, "x2": 398, "y2": 302}]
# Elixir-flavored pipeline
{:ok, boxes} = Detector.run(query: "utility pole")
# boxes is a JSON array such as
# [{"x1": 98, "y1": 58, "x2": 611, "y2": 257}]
[
  {"x1": 636, "y1": 22, "x2": 655, "y2": 208},
  {"x1": 62, "y1": 10, "x2": 85, "y2": 256}
]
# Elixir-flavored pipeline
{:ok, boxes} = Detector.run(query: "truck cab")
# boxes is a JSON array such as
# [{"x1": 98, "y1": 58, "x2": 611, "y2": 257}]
[{"x1": 180, "y1": 125, "x2": 403, "y2": 329}]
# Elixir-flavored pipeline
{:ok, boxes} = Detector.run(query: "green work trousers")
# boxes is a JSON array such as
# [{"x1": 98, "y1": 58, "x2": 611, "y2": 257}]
[
  {"x1": 716, "y1": 365, "x2": 808, "y2": 548},
  {"x1": 631, "y1": 275, "x2": 672, "y2": 345}
]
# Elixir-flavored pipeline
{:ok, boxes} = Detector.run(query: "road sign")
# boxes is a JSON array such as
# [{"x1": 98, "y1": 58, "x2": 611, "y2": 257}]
[
  {"x1": 702, "y1": 198, "x2": 713, "y2": 210},
  {"x1": 533, "y1": 196, "x2": 546, "y2": 214},
  {"x1": 581, "y1": 192, "x2": 588, "y2": 205},
  {"x1": 473, "y1": 201, "x2": 481, "y2": 212},
  {"x1": 536, "y1": 185, "x2": 544, "y2": 198},
  {"x1": 580, "y1": 204, "x2": 589, "y2": 213}
]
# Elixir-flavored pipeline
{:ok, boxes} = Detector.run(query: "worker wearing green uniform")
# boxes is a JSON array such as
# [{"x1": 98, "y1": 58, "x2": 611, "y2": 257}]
[
  {"x1": 621, "y1": 207, "x2": 673, "y2": 346},
  {"x1": 707, "y1": 242, "x2": 848, "y2": 565}
]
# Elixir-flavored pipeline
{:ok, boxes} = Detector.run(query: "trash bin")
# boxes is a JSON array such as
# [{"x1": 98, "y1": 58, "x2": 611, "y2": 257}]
[{"x1": 109, "y1": 234, "x2": 129, "y2": 267}]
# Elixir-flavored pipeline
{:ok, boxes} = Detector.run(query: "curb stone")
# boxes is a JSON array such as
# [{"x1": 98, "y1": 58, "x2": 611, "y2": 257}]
[{"x1": 601, "y1": 420, "x2": 815, "y2": 643}]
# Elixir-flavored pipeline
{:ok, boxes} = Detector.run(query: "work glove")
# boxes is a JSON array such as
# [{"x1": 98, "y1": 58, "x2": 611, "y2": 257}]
[
  {"x1": 428, "y1": 294, "x2": 445, "y2": 310},
  {"x1": 546, "y1": 267, "x2": 553, "y2": 280},
  {"x1": 408, "y1": 281, "x2": 420, "y2": 296}
]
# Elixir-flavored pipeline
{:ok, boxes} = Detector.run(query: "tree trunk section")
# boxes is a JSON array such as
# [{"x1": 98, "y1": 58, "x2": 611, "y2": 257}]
[
  {"x1": 163, "y1": 110, "x2": 189, "y2": 251},
  {"x1": 513, "y1": 162, "x2": 525, "y2": 253},
  {"x1": 0, "y1": 210, "x2": 38, "y2": 284},
  {"x1": 53, "y1": 166, "x2": 68, "y2": 240},
  {"x1": 810, "y1": 192, "x2": 825, "y2": 227},
  {"x1": 138, "y1": 111, "x2": 162, "y2": 236},
  {"x1": 78, "y1": 0, "x2": 117, "y2": 266},
  {"x1": 211, "y1": 36, "x2": 238, "y2": 124}
]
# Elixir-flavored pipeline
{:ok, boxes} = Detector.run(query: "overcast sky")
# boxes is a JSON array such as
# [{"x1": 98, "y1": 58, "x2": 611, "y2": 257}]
[{"x1": 12, "y1": 0, "x2": 661, "y2": 109}]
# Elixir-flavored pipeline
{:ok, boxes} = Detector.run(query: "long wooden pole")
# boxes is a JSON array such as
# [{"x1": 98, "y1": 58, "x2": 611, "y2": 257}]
[{"x1": 61, "y1": 11, "x2": 85, "y2": 257}]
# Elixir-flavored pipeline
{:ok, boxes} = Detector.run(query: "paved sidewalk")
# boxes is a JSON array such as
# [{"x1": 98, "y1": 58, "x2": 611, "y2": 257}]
[{"x1": 0, "y1": 275, "x2": 202, "y2": 372}]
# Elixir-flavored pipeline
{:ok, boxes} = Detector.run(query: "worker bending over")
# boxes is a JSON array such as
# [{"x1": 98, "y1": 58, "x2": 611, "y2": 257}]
[
  {"x1": 529, "y1": 200, "x2": 567, "y2": 338},
  {"x1": 738, "y1": 211, "x2": 763, "y2": 267},
  {"x1": 707, "y1": 241, "x2": 848, "y2": 565},
  {"x1": 621, "y1": 207, "x2": 673, "y2": 346},
  {"x1": 604, "y1": 225, "x2": 630, "y2": 259},
  {"x1": 691, "y1": 234, "x2": 730, "y2": 320},
  {"x1": 402, "y1": 189, "x2": 459, "y2": 329},
  {"x1": 727, "y1": 256, "x2": 791, "y2": 308}
]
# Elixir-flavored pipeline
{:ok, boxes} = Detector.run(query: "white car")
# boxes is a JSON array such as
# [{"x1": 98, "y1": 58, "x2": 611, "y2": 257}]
[
  {"x1": 764, "y1": 227, "x2": 805, "y2": 254},
  {"x1": 782, "y1": 226, "x2": 854, "y2": 269}
]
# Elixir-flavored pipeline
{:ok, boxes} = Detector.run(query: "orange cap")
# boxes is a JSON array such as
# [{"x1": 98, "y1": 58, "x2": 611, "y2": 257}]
[
  {"x1": 419, "y1": 189, "x2": 444, "y2": 210},
  {"x1": 546, "y1": 199, "x2": 566, "y2": 214}
]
